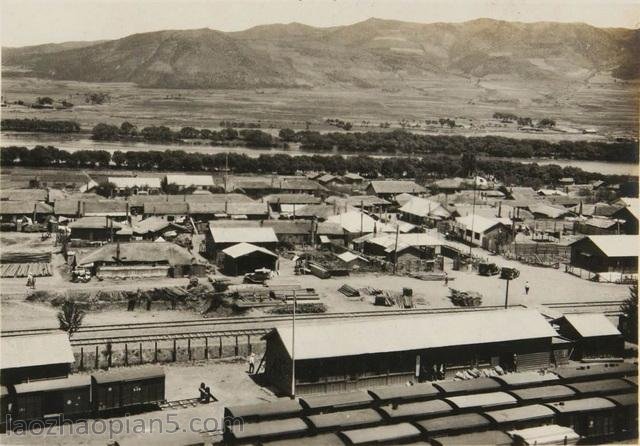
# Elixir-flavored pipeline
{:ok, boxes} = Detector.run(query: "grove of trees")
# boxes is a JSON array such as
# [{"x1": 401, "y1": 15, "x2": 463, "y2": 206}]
[{"x1": 1, "y1": 118, "x2": 80, "y2": 133}]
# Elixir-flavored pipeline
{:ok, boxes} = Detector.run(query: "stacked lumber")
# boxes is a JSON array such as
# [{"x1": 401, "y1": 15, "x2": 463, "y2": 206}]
[
  {"x1": 0, "y1": 252, "x2": 51, "y2": 264},
  {"x1": 449, "y1": 288, "x2": 482, "y2": 307},
  {"x1": 308, "y1": 262, "x2": 331, "y2": 279},
  {"x1": 0, "y1": 262, "x2": 52, "y2": 278},
  {"x1": 338, "y1": 284, "x2": 360, "y2": 297},
  {"x1": 407, "y1": 272, "x2": 451, "y2": 281}
]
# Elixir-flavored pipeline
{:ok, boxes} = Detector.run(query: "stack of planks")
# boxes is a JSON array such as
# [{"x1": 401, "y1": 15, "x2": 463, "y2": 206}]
[
  {"x1": 0, "y1": 262, "x2": 52, "y2": 278},
  {"x1": 338, "y1": 284, "x2": 360, "y2": 297},
  {"x1": 0, "y1": 252, "x2": 52, "y2": 264}
]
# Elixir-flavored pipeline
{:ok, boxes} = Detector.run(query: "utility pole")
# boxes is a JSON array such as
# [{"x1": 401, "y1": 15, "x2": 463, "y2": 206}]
[
  {"x1": 393, "y1": 224, "x2": 400, "y2": 274},
  {"x1": 469, "y1": 175, "x2": 477, "y2": 256},
  {"x1": 291, "y1": 289, "x2": 296, "y2": 399},
  {"x1": 504, "y1": 278, "x2": 510, "y2": 309}
]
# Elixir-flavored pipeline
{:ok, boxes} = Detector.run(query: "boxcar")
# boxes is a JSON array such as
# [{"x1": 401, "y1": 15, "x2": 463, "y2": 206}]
[
  {"x1": 483, "y1": 404, "x2": 556, "y2": 430},
  {"x1": 224, "y1": 399, "x2": 303, "y2": 423},
  {"x1": 225, "y1": 418, "x2": 309, "y2": 443},
  {"x1": 413, "y1": 413, "x2": 491, "y2": 437},
  {"x1": 555, "y1": 362, "x2": 637, "y2": 382},
  {"x1": 545, "y1": 397, "x2": 617, "y2": 441},
  {"x1": 300, "y1": 391, "x2": 374, "y2": 414},
  {"x1": 430, "y1": 429, "x2": 512, "y2": 446},
  {"x1": 367, "y1": 382, "x2": 440, "y2": 404},
  {"x1": 378, "y1": 399, "x2": 453, "y2": 421},
  {"x1": 13, "y1": 375, "x2": 91, "y2": 422},
  {"x1": 432, "y1": 377, "x2": 501, "y2": 395},
  {"x1": 444, "y1": 392, "x2": 517, "y2": 411},
  {"x1": 565, "y1": 378, "x2": 633, "y2": 397},
  {"x1": 508, "y1": 384, "x2": 576, "y2": 403},
  {"x1": 338, "y1": 422, "x2": 422, "y2": 445},
  {"x1": 306, "y1": 408, "x2": 383, "y2": 432},
  {"x1": 605, "y1": 392, "x2": 638, "y2": 439},
  {"x1": 92, "y1": 366, "x2": 164, "y2": 413}
]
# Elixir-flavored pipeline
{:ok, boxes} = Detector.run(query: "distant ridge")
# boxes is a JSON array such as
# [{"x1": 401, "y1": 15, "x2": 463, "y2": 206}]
[{"x1": 2, "y1": 18, "x2": 638, "y2": 89}]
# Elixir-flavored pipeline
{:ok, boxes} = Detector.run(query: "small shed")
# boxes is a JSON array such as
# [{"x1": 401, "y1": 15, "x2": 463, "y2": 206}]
[
  {"x1": 221, "y1": 243, "x2": 278, "y2": 276},
  {"x1": 0, "y1": 333, "x2": 74, "y2": 384},
  {"x1": 555, "y1": 313, "x2": 624, "y2": 360},
  {"x1": 568, "y1": 235, "x2": 638, "y2": 273}
]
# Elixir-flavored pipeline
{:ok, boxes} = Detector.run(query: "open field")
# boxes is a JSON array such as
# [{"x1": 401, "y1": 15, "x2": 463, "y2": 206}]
[{"x1": 1, "y1": 76, "x2": 637, "y2": 138}]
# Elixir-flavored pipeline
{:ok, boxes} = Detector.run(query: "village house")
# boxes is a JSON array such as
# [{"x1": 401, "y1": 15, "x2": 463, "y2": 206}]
[
  {"x1": 568, "y1": 235, "x2": 638, "y2": 274},
  {"x1": 0, "y1": 188, "x2": 49, "y2": 202},
  {"x1": 68, "y1": 216, "x2": 133, "y2": 242},
  {"x1": 262, "y1": 194, "x2": 322, "y2": 216},
  {"x1": 142, "y1": 202, "x2": 190, "y2": 221},
  {"x1": 165, "y1": 174, "x2": 215, "y2": 191},
  {"x1": 326, "y1": 210, "x2": 395, "y2": 242},
  {"x1": 399, "y1": 196, "x2": 451, "y2": 226},
  {"x1": 0, "y1": 201, "x2": 53, "y2": 226},
  {"x1": 453, "y1": 215, "x2": 512, "y2": 250},
  {"x1": 366, "y1": 180, "x2": 426, "y2": 200},
  {"x1": 132, "y1": 216, "x2": 191, "y2": 241},
  {"x1": 205, "y1": 226, "x2": 278, "y2": 259},
  {"x1": 107, "y1": 176, "x2": 161, "y2": 195},
  {"x1": 342, "y1": 173, "x2": 365, "y2": 184},
  {"x1": 610, "y1": 202, "x2": 639, "y2": 235},
  {"x1": 554, "y1": 313, "x2": 624, "y2": 360},
  {"x1": 220, "y1": 242, "x2": 279, "y2": 275}
]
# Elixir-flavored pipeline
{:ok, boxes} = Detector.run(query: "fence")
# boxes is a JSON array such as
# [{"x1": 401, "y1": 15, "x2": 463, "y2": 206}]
[{"x1": 502, "y1": 242, "x2": 570, "y2": 266}]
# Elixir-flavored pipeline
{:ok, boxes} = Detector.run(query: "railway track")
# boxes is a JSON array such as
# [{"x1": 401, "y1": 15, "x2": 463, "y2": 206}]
[{"x1": 1, "y1": 300, "x2": 624, "y2": 344}]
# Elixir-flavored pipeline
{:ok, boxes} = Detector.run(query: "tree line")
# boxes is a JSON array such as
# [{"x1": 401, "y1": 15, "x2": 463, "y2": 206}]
[
  {"x1": 1, "y1": 118, "x2": 81, "y2": 133},
  {"x1": 1, "y1": 145, "x2": 636, "y2": 193}
]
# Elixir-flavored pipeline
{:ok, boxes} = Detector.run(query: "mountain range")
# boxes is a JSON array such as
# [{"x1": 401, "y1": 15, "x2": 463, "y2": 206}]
[{"x1": 2, "y1": 18, "x2": 638, "y2": 89}]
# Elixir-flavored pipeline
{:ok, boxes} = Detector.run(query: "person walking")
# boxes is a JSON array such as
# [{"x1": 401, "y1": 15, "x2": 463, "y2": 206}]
[
  {"x1": 443, "y1": 272, "x2": 449, "y2": 286},
  {"x1": 524, "y1": 281, "x2": 530, "y2": 295},
  {"x1": 248, "y1": 352, "x2": 256, "y2": 374},
  {"x1": 31, "y1": 275, "x2": 36, "y2": 289},
  {"x1": 26, "y1": 273, "x2": 33, "y2": 289}
]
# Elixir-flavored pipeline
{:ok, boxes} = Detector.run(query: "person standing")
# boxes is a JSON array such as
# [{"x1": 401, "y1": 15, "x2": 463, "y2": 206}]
[
  {"x1": 443, "y1": 272, "x2": 449, "y2": 286},
  {"x1": 31, "y1": 275, "x2": 36, "y2": 289},
  {"x1": 248, "y1": 352, "x2": 256, "y2": 374},
  {"x1": 524, "y1": 281, "x2": 530, "y2": 295},
  {"x1": 198, "y1": 382, "x2": 207, "y2": 402}
]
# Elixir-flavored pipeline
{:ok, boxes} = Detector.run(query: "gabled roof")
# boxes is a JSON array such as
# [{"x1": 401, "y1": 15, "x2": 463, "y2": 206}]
[
  {"x1": 561, "y1": 313, "x2": 621, "y2": 337},
  {"x1": 327, "y1": 211, "x2": 395, "y2": 234},
  {"x1": 143, "y1": 202, "x2": 190, "y2": 215},
  {"x1": 82, "y1": 200, "x2": 129, "y2": 216},
  {"x1": 365, "y1": 233, "x2": 441, "y2": 250},
  {"x1": 209, "y1": 226, "x2": 278, "y2": 244},
  {"x1": 569, "y1": 235, "x2": 639, "y2": 258},
  {"x1": 0, "y1": 201, "x2": 53, "y2": 215},
  {"x1": 77, "y1": 242, "x2": 202, "y2": 266},
  {"x1": 326, "y1": 195, "x2": 390, "y2": 208},
  {"x1": 0, "y1": 188, "x2": 48, "y2": 202},
  {"x1": 1, "y1": 333, "x2": 74, "y2": 369},
  {"x1": 336, "y1": 251, "x2": 368, "y2": 263},
  {"x1": 263, "y1": 194, "x2": 321, "y2": 205},
  {"x1": 584, "y1": 217, "x2": 617, "y2": 229},
  {"x1": 317, "y1": 174, "x2": 337, "y2": 184},
  {"x1": 262, "y1": 220, "x2": 313, "y2": 235},
  {"x1": 368, "y1": 180, "x2": 426, "y2": 195},
  {"x1": 108, "y1": 177, "x2": 161, "y2": 189},
  {"x1": 528, "y1": 203, "x2": 572, "y2": 219},
  {"x1": 165, "y1": 174, "x2": 214, "y2": 187},
  {"x1": 222, "y1": 242, "x2": 278, "y2": 259},
  {"x1": 68, "y1": 216, "x2": 125, "y2": 230},
  {"x1": 343, "y1": 173, "x2": 364, "y2": 181},
  {"x1": 455, "y1": 215, "x2": 510, "y2": 233},
  {"x1": 400, "y1": 196, "x2": 450, "y2": 219},
  {"x1": 270, "y1": 309, "x2": 556, "y2": 360},
  {"x1": 133, "y1": 216, "x2": 188, "y2": 234}
]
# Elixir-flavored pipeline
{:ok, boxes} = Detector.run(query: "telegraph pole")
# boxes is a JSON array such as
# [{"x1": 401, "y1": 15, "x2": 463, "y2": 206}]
[{"x1": 291, "y1": 289, "x2": 296, "y2": 398}]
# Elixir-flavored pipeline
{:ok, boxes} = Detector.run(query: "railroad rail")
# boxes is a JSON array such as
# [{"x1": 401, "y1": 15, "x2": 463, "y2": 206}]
[{"x1": 1, "y1": 300, "x2": 625, "y2": 344}]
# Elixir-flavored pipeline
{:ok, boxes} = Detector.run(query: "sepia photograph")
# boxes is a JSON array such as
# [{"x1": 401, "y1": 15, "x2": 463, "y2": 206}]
[{"x1": 0, "y1": 0, "x2": 638, "y2": 444}]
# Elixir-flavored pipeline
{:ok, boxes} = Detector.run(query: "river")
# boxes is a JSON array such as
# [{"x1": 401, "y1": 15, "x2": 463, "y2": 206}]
[{"x1": 1, "y1": 132, "x2": 637, "y2": 176}]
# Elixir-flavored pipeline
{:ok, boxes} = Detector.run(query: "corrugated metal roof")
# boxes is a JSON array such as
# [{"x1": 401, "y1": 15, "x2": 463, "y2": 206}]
[
  {"x1": 508, "y1": 425, "x2": 580, "y2": 444},
  {"x1": 272, "y1": 309, "x2": 556, "y2": 360},
  {"x1": 143, "y1": 202, "x2": 190, "y2": 215},
  {"x1": 445, "y1": 391, "x2": 517, "y2": 409},
  {"x1": 369, "y1": 180, "x2": 426, "y2": 195},
  {"x1": 307, "y1": 408, "x2": 381, "y2": 430},
  {"x1": 15, "y1": 375, "x2": 91, "y2": 393},
  {"x1": 210, "y1": 227, "x2": 278, "y2": 244},
  {"x1": 222, "y1": 242, "x2": 278, "y2": 259},
  {"x1": 415, "y1": 413, "x2": 490, "y2": 434},
  {"x1": 165, "y1": 174, "x2": 214, "y2": 187},
  {"x1": 572, "y1": 235, "x2": 639, "y2": 258},
  {"x1": 263, "y1": 194, "x2": 321, "y2": 205},
  {"x1": 546, "y1": 397, "x2": 616, "y2": 413},
  {"x1": 1, "y1": 333, "x2": 74, "y2": 369},
  {"x1": 484, "y1": 404, "x2": 554, "y2": 423},
  {"x1": 108, "y1": 177, "x2": 161, "y2": 189},
  {"x1": 339, "y1": 422, "x2": 421, "y2": 444},
  {"x1": 562, "y1": 313, "x2": 621, "y2": 337},
  {"x1": 432, "y1": 430, "x2": 512, "y2": 446}
]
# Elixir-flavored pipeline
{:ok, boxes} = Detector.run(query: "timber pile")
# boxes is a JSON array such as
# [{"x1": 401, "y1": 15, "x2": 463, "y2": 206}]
[
  {"x1": 0, "y1": 252, "x2": 51, "y2": 264},
  {"x1": 0, "y1": 262, "x2": 52, "y2": 278},
  {"x1": 408, "y1": 272, "x2": 452, "y2": 281},
  {"x1": 338, "y1": 284, "x2": 360, "y2": 297},
  {"x1": 360, "y1": 286, "x2": 382, "y2": 295},
  {"x1": 449, "y1": 288, "x2": 482, "y2": 307}
]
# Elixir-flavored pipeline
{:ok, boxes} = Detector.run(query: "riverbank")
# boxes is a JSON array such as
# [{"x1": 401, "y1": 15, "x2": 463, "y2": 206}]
[{"x1": 1, "y1": 132, "x2": 638, "y2": 176}]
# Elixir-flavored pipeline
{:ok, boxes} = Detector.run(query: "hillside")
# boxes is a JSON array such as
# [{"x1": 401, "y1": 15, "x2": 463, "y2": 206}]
[{"x1": 2, "y1": 18, "x2": 639, "y2": 89}]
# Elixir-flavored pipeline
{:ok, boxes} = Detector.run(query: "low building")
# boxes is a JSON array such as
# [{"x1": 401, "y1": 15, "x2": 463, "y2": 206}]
[
  {"x1": 0, "y1": 188, "x2": 48, "y2": 202},
  {"x1": 263, "y1": 194, "x2": 322, "y2": 215},
  {"x1": 554, "y1": 313, "x2": 624, "y2": 360},
  {"x1": 326, "y1": 211, "x2": 395, "y2": 242},
  {"x1": 568, "y1": 235, "x2": 638, "y2": 273},
  {"x1": 611, "y1": 203, "x2": 639, "y2": 235},
  {"x1": 206, "y1": 226, "x2": 278, "y2": 258},
  {"x1": 453, "y1": 215, "x2": 512, "y2": 249},
  {"x1": 133, "y1": 216, "x2": 191, "y2": 240},
  {"x1": 528, "y1": 203, "x2": 572, "y2": 220},
  {"x1": 165, "y1": 174, "x2": 214, "y2": 190},
  {"x1": 366, "y1": 180, "x2": 426, "y2": 200},
  {"x1": 142, "y1": 202, "x2": 190, "y2": 220},
  {"x1": 221, "y1": 243, "x2": 278, "y2": 275},
  {"x1": 360, "y1": 233, "x2": 441, "y2": 258},
  {"x1": 399, "y1": 196, "x2": 451, "y2": 226},
  {"x1": 342, "y1": 173, "x2": 364, "y2": 184},
  {"x1": 262, "y1": 309, "x2": 557, "y2": 395},
  {"x1": 334, "y1": 251, "x2": 369, "y2": 269},
  {"x1": 68, "y1": 216, "x2": 132, "y2": 242},
  {"x1": 0, "y1": 201, "x2": 53, "y2": 225},
  {"x1": 262, "y1": 220, "x2": 314, "y2": 246},
  {"x1": 108, "y1": 177, "x2": 161, "y2": 195},
  {"x1": 76, "y1": 241, "x2": 206, "y2": 278},
  {"x1": 576, "y1": 217, "x2": 619, "y2": 235},
  {"x1": 1, "y1": 333, "x2": 74, "y2": 384}
]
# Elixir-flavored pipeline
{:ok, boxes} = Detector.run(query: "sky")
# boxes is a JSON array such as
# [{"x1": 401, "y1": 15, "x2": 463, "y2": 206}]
[{"x1": 2, "y1": 0, "x2": 639, "y2": 47}]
